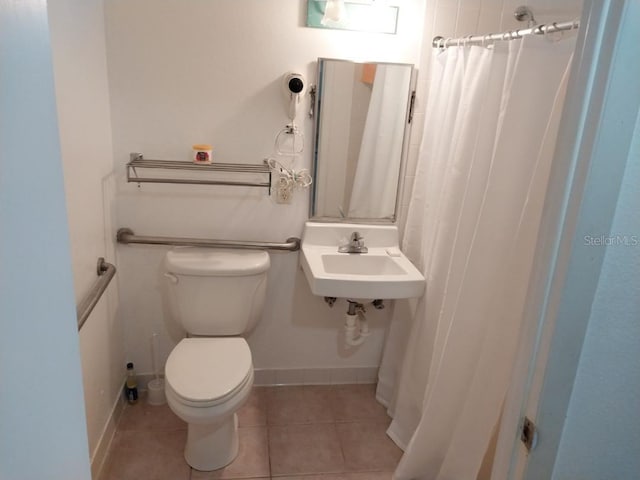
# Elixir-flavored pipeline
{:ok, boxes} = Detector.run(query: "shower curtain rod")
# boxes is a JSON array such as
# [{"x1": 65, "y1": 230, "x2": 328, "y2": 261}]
[{"x1": 432, "y1": 19, "x2": 579, "y2": 49}]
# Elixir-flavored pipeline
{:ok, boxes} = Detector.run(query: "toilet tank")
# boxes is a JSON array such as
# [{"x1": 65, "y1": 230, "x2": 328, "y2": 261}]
[{"x1": 164, "y1": 247, "x2": 270, "y2": 336}]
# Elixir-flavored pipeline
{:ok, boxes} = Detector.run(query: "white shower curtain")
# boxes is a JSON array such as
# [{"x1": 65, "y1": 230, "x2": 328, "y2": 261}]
[
  {"x1": 377, "y1": 34, "x2": 576, "y2": 480},
  {"x1": 348, "y1": 64, "x2": 412, "y2": 218}
]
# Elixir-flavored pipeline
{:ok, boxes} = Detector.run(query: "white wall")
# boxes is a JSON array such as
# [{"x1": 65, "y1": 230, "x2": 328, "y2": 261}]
[
  {"x1": 48, "y1": 0, "x2": 123, "y2": 474},
  {"x1": 104, "y1": 0, "x2": 426, "y2": 379},
  {"x1": 104, "y1": 0, "x2": 584, "y2": 381},
  {"x1": 551, "y1": 107, "x2": 640, "y2": 480},
  {"x1": 0, "y1": 1, "x2": 91, "y2": 478}
]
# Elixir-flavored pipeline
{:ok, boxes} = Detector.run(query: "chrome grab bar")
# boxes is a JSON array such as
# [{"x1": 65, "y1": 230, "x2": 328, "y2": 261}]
[
  {"x1": 116, "y1": 228, "x2": 301, "y2": 252},
  {"x1": 77, "y1": 257, "x2": 117, "y2": 331}
]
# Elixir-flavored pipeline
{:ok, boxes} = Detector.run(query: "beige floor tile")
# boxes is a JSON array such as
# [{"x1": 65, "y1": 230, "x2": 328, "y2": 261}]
[
  {"x1": 100, "y1": 429, "x2": 189, "y2": 480},
  {"x1": 330, "y1": 385, "x2": 389, "y2": 423},
  {"x1": 344, "y1": 472, "x2": 395, "y2": 479},
  {"x1": 275, "y1": 473, "x2": 394, "y2": 480},
  {"x1": 191, "y1": 426, "x2": 270, "y2": 479},
  {"x1": 266, "y1": 385, "x2": 334, "y2": 425},
  {"x1": 101, "y1": 383, "x2": 399, "y2": 480},
  {"x1": 118, "y1": 392, "x2": 186, "y2": 431},
  {"x1": 337, "y1": 422, "x2": 402, "y2": 472},
  {"x1": 269, "y1": 424, "x2": 345, "y2": 476},
  {"x1": 238, "y1": 387, "x2": 267, "y2": 427},
  {"x1": 272, "y1": 476, "x2": 350, "y2": 480}
]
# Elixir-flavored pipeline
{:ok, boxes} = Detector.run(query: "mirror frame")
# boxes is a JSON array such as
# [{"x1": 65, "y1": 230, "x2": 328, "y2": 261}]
[{"x1": 309, "y1": 57, "x2": 416, "y2": 224}]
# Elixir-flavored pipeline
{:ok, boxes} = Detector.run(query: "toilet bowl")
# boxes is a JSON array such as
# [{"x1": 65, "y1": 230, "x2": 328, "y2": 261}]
[
  {"x1": 162, "y1": 247, "x2": 270, "y2": 471},
  {"x1": 165, "y1": 337, "x2": 254, "y2": 471}
]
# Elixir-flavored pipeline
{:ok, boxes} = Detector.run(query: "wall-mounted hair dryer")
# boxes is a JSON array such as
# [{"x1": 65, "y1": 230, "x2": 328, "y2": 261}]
[{"x1": 283, "y1": 72, "x2": 307, "y2": 121}]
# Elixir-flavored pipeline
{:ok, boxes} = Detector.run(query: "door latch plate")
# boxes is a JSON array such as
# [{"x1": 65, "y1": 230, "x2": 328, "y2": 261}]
[{"x1": 521, "y1": 416, "x2": 538, "y2": 452}]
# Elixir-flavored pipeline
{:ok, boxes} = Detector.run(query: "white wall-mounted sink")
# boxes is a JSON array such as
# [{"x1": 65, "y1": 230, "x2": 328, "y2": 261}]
[{"x1": 300, "y1": 222, "x2": 425, "y2": 300}]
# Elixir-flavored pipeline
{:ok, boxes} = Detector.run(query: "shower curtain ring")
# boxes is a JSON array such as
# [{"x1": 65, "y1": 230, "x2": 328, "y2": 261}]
[
  {"x1": 551, "y1": 22, "x2": 563, "y2": 39},
  {"x1": 540, "y1": 23, "x2": 553, "y2": 39}
]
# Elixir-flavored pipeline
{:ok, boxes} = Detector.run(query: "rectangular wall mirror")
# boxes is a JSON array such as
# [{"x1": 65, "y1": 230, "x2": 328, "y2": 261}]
[{"x1": 310, "y1": 58, "x2": 416, "y2": 222}]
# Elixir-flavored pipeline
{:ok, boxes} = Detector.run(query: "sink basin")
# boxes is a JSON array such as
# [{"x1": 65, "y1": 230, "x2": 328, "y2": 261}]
[
  {"x1": 321, "y1": 254, "x2": 406, "y2": 276},
  {"x1": 300, "y1": 222, "x2": 425, "y2": 300}
]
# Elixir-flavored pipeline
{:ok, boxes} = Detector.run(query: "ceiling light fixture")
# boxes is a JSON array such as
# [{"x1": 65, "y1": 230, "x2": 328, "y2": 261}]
[{"x1": 321, "y1": 0, "x2": 348, "y2": 26}]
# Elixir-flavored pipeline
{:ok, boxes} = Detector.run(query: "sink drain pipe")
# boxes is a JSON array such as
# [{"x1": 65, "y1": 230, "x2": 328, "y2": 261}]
[{"x1": 344, "y1": 300, "x2": 371, "y2": 347}]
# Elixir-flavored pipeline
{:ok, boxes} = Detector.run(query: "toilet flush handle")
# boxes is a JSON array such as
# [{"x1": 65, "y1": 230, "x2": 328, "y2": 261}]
[{"x1": 164, "y1": 272, "x2": 179, "y2": 284}]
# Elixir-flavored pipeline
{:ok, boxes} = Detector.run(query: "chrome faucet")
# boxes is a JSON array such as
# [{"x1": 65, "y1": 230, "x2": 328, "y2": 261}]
[{"x1": 338, "y1": 231, "x2": 368, "y2": 254}]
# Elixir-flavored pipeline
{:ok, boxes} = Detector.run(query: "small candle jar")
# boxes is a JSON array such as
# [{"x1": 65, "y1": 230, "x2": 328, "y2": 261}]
[{"x1": 192, "y1": 144, "x2": 213, "y2": 164}]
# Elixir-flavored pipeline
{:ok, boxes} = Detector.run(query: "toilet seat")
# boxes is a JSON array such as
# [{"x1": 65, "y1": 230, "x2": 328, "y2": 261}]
[{"x1": 165, "y1": 337, "x2": 253, "y2": 408}]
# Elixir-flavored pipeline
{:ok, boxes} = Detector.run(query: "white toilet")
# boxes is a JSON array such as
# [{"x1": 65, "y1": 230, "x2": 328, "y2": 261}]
[{"x1": 163, "y1": 247, "x2": 270, "y2": 471}]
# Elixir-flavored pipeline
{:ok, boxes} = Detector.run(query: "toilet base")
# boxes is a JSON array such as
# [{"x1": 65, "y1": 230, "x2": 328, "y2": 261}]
[{"x1": 185, "y1": 413, "x2": 239, "y2": 471}]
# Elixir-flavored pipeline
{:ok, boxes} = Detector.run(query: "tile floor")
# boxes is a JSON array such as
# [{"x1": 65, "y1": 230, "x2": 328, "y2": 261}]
[{"x1": 100, "y1": 384, "x2": 401, "y2": 480}]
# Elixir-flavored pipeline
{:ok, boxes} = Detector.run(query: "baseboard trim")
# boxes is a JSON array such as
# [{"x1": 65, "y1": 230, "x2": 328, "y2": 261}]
[
  {"x1": 253, "y1": 366, "x2": 379, "y2": 386},
  {"x1": 133, "y1": 367, "x2": 380, "y2": 390},
  {"x1": 91, "y1": 390, "x2": 126, "y2": 480}
]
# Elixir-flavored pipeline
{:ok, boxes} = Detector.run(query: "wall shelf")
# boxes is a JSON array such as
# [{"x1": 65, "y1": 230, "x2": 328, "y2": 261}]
[{"x1": 126, "y1": 153, "x2": 272, "y2": 194}]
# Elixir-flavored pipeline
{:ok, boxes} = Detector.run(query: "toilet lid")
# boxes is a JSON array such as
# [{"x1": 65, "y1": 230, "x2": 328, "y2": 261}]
[{"x1": 165, "y1": 337, "x2": 252, "y2": 405}]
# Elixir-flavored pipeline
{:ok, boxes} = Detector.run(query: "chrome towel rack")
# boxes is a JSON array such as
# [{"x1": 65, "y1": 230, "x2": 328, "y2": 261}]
[
  {"x1": 117, "y1": 228, "x2": 301, "y2": 252},
  {"x1": 77, "y1": 257, "x2": 116, "y2": 331},
  {"x1": 127, "y1": 153, "x2": 272, "y2": 194}
]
